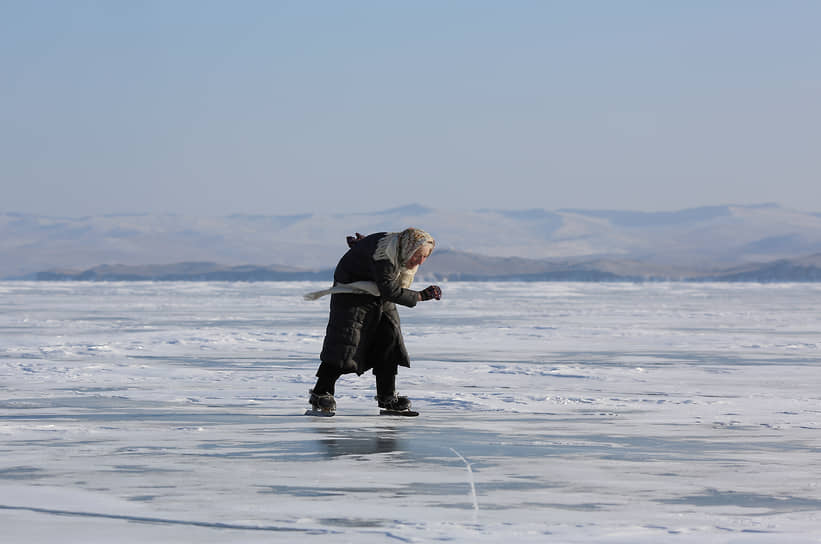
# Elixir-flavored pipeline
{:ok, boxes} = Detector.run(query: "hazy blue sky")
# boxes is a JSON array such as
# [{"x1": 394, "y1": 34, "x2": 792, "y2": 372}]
[{"x1": 2, "y1": 0, "x2": 819, "y2": 216}]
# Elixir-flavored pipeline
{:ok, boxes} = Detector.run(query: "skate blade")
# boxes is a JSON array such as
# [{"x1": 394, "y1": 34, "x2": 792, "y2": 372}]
[
  {"x1": 304, "y1": 409, "x2": 335, "y2": 417},
  {"x1": 379, "y1": 409, "x2": 419, "y2": 417}
]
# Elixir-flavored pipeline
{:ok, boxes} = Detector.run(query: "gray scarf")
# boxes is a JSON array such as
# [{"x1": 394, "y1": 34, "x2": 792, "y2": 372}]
[{"x1": 304, "y1": 228, "x2": 435, "y2": 301}]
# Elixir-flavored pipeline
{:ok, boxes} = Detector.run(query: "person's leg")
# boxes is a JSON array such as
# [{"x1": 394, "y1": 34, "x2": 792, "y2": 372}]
[
  {"x1": 313, "y1": 362, "x2": 342, "y2": 395},
  {"x1": 374, "y1": 364, "x2": 412, "y2": 411},
  {"x1": 308, "y1": 362, "x2": 342, "y2": 413},
  {"x1": 374, "y1": 366, "x2": 397, "y2": 398}
]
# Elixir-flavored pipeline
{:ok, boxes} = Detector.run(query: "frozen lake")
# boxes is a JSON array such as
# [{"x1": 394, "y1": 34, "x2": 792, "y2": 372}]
[{"x1": 1, "y1": 281, "x2": 821, "y2": 543}]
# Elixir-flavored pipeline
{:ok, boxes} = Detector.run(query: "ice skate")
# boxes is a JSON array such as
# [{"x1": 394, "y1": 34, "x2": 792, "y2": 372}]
[
  {"x1": 376, "y1": 393, "x2": 418, "y2": 416},
  {"x1": 305, "y1": 389, "x2": 336, "y2": 417}
]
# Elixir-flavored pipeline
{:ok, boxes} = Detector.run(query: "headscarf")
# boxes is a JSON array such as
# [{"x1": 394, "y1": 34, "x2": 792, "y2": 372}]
[{"x1": 374, "y1": 227, "x2": 436, "y2": 288}]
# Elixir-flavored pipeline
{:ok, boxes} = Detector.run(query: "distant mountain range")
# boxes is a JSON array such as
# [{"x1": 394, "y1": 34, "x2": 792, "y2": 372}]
[
  {"x1": 5, "y1": 203, "x2": 821, "y2": 281},
  {"x1": 30, "y1": 251, "x2": 821, "y2": 283}
]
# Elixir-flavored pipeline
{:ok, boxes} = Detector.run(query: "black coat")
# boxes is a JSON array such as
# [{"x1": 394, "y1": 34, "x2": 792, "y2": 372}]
[{"x1": 320, "y1": 233, "x2": 419, "y2": 375}]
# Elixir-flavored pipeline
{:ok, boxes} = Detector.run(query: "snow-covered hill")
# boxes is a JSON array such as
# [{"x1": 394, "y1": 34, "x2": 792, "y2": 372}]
[{"x1": 4, "y1": 203, "x2": 821, "y2": 279}]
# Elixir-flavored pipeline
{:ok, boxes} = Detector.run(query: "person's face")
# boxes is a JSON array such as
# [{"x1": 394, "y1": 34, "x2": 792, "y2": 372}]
[{"x1": 406, "y1": 246, "x2": 432, "y2": 268}]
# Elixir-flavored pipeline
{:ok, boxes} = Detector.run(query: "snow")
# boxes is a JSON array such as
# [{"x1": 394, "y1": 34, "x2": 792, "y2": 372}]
[{"x1": 1, "y1": 281, "x2": 821, "y2": 542}]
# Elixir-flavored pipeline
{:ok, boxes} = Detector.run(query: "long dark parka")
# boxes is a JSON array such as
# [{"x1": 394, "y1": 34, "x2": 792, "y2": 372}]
[{"x1": 319, "y1": 232, "x2": 419, "y2": 376}]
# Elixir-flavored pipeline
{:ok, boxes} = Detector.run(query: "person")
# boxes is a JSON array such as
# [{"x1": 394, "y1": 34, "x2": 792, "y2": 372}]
[{"x1": 304, "y1": 228, "x2": 442, "y2": 415}]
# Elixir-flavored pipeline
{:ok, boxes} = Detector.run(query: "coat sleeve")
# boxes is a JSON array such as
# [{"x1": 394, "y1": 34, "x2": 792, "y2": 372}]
[{"x1": 372, "y1": 259, "x2": 418, "y2": 307}]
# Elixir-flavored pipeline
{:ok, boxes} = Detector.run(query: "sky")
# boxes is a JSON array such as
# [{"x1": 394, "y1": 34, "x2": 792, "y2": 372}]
[{"x1": 1, "y1": 0, "x2": 820, "y2": 217}]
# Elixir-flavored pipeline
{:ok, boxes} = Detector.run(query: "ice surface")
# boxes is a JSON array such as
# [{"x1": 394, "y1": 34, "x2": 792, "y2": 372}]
[{"x1": 1, "y1": 281, "x2": 821, "y2": 542}]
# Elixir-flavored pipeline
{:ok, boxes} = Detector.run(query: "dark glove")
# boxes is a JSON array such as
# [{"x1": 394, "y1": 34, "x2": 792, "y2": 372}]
[
  {"x1": 419, "y1": 285, "x2": 442, "y2": 301},
  {"x1": 346, "y1": 232, "x2": 365, "y2": 248}
]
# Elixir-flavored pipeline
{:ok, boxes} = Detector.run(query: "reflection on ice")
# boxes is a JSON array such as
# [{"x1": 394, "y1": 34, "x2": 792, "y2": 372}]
[{"x1": 311, "y1": 426, "x2": 403, "y2": 459}]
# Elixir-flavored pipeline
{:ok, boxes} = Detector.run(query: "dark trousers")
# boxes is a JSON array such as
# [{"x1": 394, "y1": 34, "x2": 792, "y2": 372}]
[{"x1": 313, "y1": 361, "x2": 397, "y2": 397}]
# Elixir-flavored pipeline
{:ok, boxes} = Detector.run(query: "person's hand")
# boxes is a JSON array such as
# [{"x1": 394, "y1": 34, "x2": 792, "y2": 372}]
[
  {"x1": 346, "y1": 232, "x2": 365, "y2": 248},
  {"x1": 419, "y1": 285, "x2": 442, "y2": 301}
]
